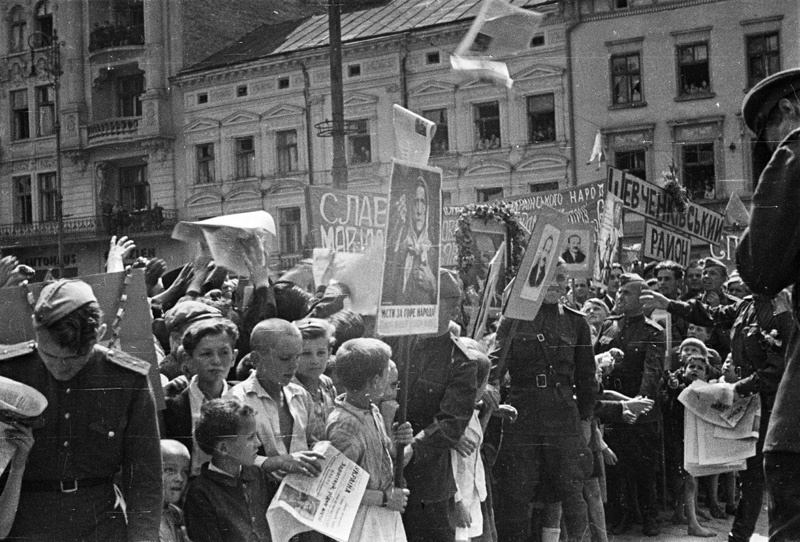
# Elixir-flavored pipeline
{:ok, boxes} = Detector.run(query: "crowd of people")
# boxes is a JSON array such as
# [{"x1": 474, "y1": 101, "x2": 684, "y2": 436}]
[{"x1": 2, "y1": 68, "x2": 800, "y2": 542}]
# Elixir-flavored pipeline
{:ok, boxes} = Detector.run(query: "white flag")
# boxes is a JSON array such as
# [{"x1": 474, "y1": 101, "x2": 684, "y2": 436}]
[
  {"x1": 451, "y1": 0, "x2": 543, "y2": 88},
  {"x1": 587, "y1": 130, "x2": 606, "y2": 169},
  {"x1": 393, "y1": 104, "x2": 437, "y2": 166}
]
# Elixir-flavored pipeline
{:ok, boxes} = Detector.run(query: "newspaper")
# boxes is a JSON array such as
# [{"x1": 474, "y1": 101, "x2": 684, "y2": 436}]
[
  {"x1": 172, "y1": 211, "x2": 276, "y2": 276},
  {"x1": 267, "y1": 441, "x2": 369, "y2": 542},
  {"x1": 392, "y1": 105, "x2": 436, "y2": 166}
]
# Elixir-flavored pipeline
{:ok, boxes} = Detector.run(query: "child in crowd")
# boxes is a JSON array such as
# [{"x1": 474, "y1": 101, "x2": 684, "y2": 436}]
[
  {"x1": 326, "y1": 338, "x2": 412, "y2": 542},
  {"x1": 664, "y1": 354, "x2": 716, "y2": 537},
  {"x1": 164, "y1": 318, "x2": 239, "y2": 476},
  {"x1": 160, "y1": 440, "x2": 191, "y2": 542},
  {"x1": 711, "y1": 354, "x2": 740, "y2": 515},
  {"x1": 451, "y1": 341, "x2": 492, "y2": 542},
  {"x1": 294, "y1": 318, "x2": 338, "y2": 441},
  {"x1": 184, "y1": 398, "x2": 276, "y2": 542}
]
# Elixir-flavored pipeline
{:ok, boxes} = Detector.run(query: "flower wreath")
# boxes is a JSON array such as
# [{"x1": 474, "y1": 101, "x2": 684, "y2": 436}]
[{"x1": 455, "y1": 202, "x2": 527, "y2": 284}]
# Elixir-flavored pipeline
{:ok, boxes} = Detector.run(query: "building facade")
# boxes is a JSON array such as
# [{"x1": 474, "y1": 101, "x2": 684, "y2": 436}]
[
  {"x1": 567, "y1": 0, "x2": 800, "y2": 258},
  {"x1": 173, "y1": 0, "x2": 571, "y2": 270},
  {"x1": 0, "y1": 0, "x2": 315, "y2": 278}
]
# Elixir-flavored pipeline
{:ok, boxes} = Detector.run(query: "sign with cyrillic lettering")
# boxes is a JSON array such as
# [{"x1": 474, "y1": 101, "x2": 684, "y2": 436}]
[
  {"x1": 606, "y1": 168, "x2": 724, "y2": 245},
  {"x1": 643, "y1": 221, "x2": 692, "y2": 268}
]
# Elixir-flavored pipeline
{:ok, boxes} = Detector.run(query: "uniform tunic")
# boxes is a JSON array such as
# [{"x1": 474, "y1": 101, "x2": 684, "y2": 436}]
[{"x1": 0, "y1": 345, "x2": 162, "y2": 542}]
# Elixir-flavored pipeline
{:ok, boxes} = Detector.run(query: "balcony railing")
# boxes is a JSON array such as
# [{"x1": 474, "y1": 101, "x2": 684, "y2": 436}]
[
  {"x1": 87, "y1": 117, "x2": 140, "y2": 144},
  {"x1": 0, "y1": 208, "x2": 177, "y2": 246},
  {"x1": 279, "y1": 253, "x2": 303, "y2": 271},
  {"x1": 89, "y1": 23, "x2": 145, "y2": 52}
]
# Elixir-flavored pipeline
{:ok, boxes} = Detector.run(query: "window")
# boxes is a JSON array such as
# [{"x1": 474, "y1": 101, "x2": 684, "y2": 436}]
[
  {"x1": 527, "y1": 94, "x2": 556, "y2": 144},
  {"x1": 611, "y1": 53, "x2": 642, "y2": 105},
  {"x1": 35, "y1": 85, "x2": 55, "y2": 137},
  {"x1": 347, "y1": 119, "x2": 371, "y2": 164},
  {"x1": 530, "y1": 181, "x2": 559, "y2": 193},
  {"x1": 196, "y1": 143, "x2": 215, "y2": 184},
  {"x1": 11, "y1": 89, "x2": 30, "y2": 141},
  {"x1": 117, "y1": 74, "x2": 144, "y2": 117},
  {"x1": 34, "y1": 0, "x2": 53, "y2": 41},
  {"x1": 234, "y1": 137, "x2": 255, "y2": 179},
  {"x1": 279, "y1": 207, "x2": 302, "y2": 254},
  {"x1": 746, "y1": 33, "x2": 780, "y2": 88},
  {"x1": 426, "y1": 52, "x2": 440, "y2": 65},
  {"x1": 13, "y1": 176, "x2": 33, "y2": 225},
  {"x1": 678, "y1": 42, "x2": 711, "y2": 96},
  {"x1": 615, "y1": 149, "x2": 647, "y2": 181},
  {"x1": 530, "y1": 35, "x2": 545, "y2": 47},
  {"x1": 613, "y1": 0, "x2": 629, "y2": 8},
  {"x1": 682, "y1": 142, "x2": 716, "y2": 200},
  {"x1": 477, "y1": 187, "x2": 503, "y2": 202},
  {"x1": 38, "y1": 172, "x2": 57, "y2": 222},
  {"x1": 276, "y1": 130, "x2": 299, "y2": 173},
  {"x1": 348, "y1": 64, "x2": 361, "y2": 77},
  {"x1": 442, "y1": 191, "x2": 452, "y2": 206},
  {"x1": 474, "y1": 101, "x2": 501, "y2": 150},
  {"x1": 278, "y1": 77, "x2": 290, "y2": 89},
  {"x1": 9, "y1": 6, "x2": 27, "y2": 53},
  {"x1": 423, "y1": 108, "x2": 449, "y2": 154},
  {"x1": 119, "y1": 165, "x2": 149, "y2": 211},
  {"x1": 236, "y1": 85, "x2": 248, "y2": 97},
  {"x1": 197, "y1": 93, "x2": 208, "y2": 104}
]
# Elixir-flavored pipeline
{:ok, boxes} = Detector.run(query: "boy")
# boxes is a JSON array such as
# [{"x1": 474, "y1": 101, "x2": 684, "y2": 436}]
[
  {"x1": 164, "y1": 318, "x2": 239, "y2": 476},
  {"x1": 293, "y1": 318, "x2": 338, "y2": 440},
  {"x1": 184, "y1": 398, "x2": 275, "y2": 542},
  {"x1": 160, "y1": 440, "x2": 191, "y2": 542},
  {"x1": 665, "y1": 355, "x2": 716, "y2": 537},
  {"x1": 326, "y1": 338, "x2": 412, "y2": 542}
]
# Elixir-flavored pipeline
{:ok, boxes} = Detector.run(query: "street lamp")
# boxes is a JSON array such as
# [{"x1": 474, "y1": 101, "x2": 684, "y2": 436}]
[{"x1": 28, "y1": 30, "x2": 65, "y2": 278}]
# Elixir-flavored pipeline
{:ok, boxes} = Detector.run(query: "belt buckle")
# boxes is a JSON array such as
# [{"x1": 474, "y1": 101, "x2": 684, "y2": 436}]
[
  {"x1": 537, "y1": 334, "x2": 546, "y2": 343},
  {"x1": 60, "y1": 479, "x2": 78, "y2": 493},
  {"x1": 536, "y1": 374, "x2": 547, "y2": 388}
]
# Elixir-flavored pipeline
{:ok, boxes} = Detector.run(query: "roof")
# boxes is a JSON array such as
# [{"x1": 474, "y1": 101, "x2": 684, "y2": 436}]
[{"x1": 185, "y1": 0, "x2": 554, "y2": 74}]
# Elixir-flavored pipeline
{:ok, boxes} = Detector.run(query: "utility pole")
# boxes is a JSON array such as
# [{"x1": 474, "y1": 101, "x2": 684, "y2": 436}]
[{"x1": 328, "y1": 0, "x2": 348, "y2": 189}]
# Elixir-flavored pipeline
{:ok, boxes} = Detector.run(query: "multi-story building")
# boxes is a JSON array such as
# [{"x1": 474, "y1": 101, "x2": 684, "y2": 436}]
[
  {"x1": 566, "y1": 0, "x2": 800, "y2": 257},
  {"x1": 173, "y1": 0, "x2": 570, "y2": 270},
  {"x1": 0, "y1": 0, "x2": 317, "y2": 278}
]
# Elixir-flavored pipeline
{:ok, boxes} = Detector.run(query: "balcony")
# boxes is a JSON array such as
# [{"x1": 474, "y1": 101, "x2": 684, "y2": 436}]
[
  {"x1": 0, "y1": 208, "x2": 177, "y2": 247},
  {"x1": 278, "y1": 253, "x2": 303, "y2": 271},
  {"x1": 87, "y1": 117, "x2": 140, "y2": 145},
  {"x1": 89, "y1": 23, "x2": 144, "y2": 52}
]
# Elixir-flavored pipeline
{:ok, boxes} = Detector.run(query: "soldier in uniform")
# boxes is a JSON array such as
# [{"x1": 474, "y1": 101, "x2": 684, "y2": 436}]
[
  {"x1": 0, "y1": 279, "x2": 162, "y2": 542},
  {"x1": 383, "y1": 269, "x2": 479, "y2": 542},
  {"x1": 492, "y1": 260, "x2": 597, "y2": 542},
  {"x1": 642, "y1": 285, "x2": 791, "y2": 542},
  {"x1": 595, "y1": 273, "x2": 664, "y2": 537}
]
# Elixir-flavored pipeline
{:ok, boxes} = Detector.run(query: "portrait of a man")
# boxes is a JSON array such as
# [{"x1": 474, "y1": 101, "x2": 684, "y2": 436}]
[
  {"x1": 529, "y1": 235, "x2": 554, "y2": 288},
  {"x1": 519, "y1": 226, "x2": 560, "y2": 303},
  {"x1": 561, "y1": 233, "x2": 586, "y2": 264}
]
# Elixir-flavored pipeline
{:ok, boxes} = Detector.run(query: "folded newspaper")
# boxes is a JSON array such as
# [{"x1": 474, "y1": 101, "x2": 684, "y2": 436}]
[
  {"x1": 1, "y1": 375, "x2": 48, "y2": 476},
  {"x1": 267, "y1": 441, "x2": 369, "y2": 542}
]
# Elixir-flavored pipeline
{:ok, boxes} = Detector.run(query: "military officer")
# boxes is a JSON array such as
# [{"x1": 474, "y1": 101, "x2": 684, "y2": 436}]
[
  {"x1": 595, "y1": 273, "x2": 665, "y2": 537},
  {"x1": 492, "y1": 260, "x2": 597, "y2": 542},
  {"x1": 0, "y1": 279, "x2": 162, "y2": 542}
]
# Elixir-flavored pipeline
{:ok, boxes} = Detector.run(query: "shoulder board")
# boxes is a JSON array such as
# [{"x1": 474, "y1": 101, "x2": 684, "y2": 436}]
[
  {"x1": 644, "y1": 318, "x2": 664, "y2": 332},
  {"x1": 606, "y1": 314, "x2": 624, "y2": 321},
  {"x1": 0, "y1": 341, "x2": 36, "y2": 362},
  {"x1": 451, "y1": 335, "x2": 483, "y2": 362},
  {"x1": 98, "y1": 345, "x2": 151, "y2": 376},
  {"x1": 561, "y1": 304, "x2": 585, "y2": 317}
]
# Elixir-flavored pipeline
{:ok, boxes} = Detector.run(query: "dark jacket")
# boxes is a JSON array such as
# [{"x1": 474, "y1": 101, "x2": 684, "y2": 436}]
[
  {"x1": 184, "y1": 463, "x2": 276, "y2": 542},
  {"x1": 164, "y1": 387, "x2": 193, "y2": 457},
  {"x1": 595, "y1": 313, "x2": 665, "y2": 424},
  {"x1": 384, "y1": 330, "x2": 478, "y2": 504},
  {"x1": 736, "y1": 126, "x2": 800, "y2": 454}
]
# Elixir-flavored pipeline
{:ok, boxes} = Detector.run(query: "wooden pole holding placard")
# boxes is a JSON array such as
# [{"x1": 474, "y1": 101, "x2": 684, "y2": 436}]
[{"x1": 393, "y1": 334, "x2": 413, "y2": 486}]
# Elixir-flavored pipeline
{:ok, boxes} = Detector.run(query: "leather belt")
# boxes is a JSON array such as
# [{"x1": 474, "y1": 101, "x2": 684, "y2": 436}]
[
  {"x1": 515, "y1": 374, "x2": 574, "y2": 389},
  {"x1": 22, "y1": 476, "x2": 113, "y2": 493}
]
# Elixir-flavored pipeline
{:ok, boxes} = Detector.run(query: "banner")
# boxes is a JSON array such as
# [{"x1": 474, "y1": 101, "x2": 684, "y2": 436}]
[
  {"x1": 504, "y1": 210, "x2": 568, "y2": 321},
  {"x1": 267, "y1": 441, "x2": 369, "y2": 542},
  {"x1": 643, "y1": 220, "x2": 691, "y2": 267},
  {"x1": 0, "y1": 269, "x2": 164, "y2": 408},
  {"x1": 606, "y1": 167, "x2": 725, "y2": 245},
  {"x1": 377, "y1": 160, "x2": 442, "y2": 336},
  {"x1": 172, "y1": 211, "x2": 276, "y2": 276},
  {"x1": 393, "y1": 104, "x2": 436, "y2": 166}
]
